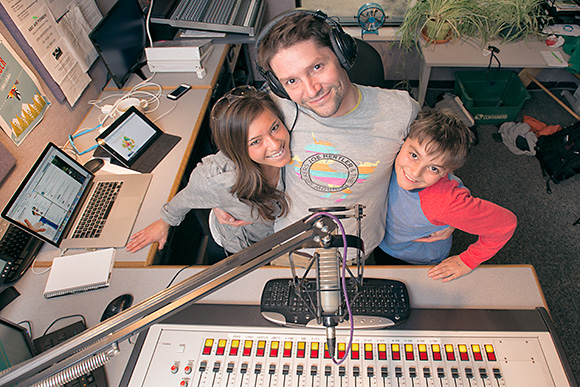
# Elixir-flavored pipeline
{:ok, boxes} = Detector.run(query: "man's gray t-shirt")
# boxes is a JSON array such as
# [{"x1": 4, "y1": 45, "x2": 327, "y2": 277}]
[{"x1": 274, "y1": 85, "x2": 420, "y2": 255}]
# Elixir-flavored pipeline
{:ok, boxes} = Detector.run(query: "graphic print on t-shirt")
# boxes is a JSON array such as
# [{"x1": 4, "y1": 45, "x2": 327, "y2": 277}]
[{"x1": 290, "y1": 134, "x2": 379, "y2": 202}]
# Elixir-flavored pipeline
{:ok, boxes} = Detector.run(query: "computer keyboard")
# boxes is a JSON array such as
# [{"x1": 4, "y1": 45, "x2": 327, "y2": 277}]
[
  {"x1": 72, "y1": 181, "x2": 122, "y2": 239},
  {"x1": 0, "y1": 219, "x2": 44, "y2": 284},
  {"x1": 260, "y1": 278, "x2": 410, "y2": 329},
  {"x1": 33, "y1": 320, "x2": 108, "y2": 387}
]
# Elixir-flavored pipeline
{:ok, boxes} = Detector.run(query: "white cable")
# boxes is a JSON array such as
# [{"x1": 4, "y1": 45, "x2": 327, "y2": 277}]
[
  {"x1": 153, "y1": 101, "x2": 178, "y2": 122},
  {"x1": 146, "y1": 0, "x2": 154, "y2": 48},
  {"x1": 30, "y1": 260, "x2": 51, "y2": 275},
  {"x1": 86, "y1": 75, "x2": 162, "y2": 127}
]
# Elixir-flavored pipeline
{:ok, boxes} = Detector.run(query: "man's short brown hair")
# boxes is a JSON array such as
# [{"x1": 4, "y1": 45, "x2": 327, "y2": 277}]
[{"x1": 256, "y1": 11, "x2": 333, "y2": 73}]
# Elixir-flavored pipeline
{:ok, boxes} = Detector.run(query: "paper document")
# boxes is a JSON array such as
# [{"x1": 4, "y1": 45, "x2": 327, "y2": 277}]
[{"x1": 541, "y1": 51, "x2": 569, "y2": 68}]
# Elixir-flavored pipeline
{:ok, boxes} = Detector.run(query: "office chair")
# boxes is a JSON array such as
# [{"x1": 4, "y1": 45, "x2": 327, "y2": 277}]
[{"x1": 348, "y1": 38, "x2": 386, "y2": 88}]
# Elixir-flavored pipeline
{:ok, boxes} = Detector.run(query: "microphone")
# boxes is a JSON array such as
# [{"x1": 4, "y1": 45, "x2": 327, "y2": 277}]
[{"x1": 316, "y1": 248, "x2": 341, "y2": 357}]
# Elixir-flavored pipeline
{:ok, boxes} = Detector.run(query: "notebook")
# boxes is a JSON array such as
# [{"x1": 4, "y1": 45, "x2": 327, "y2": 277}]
[
  {"x1": 540, "y1": 51, "x2": 568, "y2": 68},
  {"x1": 1, "y1": 143, "x2": 152, "y2": 249},
  {"x1": 43, "y1": 249, "x2": 115, "y2": 298}
]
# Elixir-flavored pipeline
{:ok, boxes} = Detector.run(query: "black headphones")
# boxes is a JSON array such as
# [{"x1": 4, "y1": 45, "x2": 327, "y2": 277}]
[{"x1": 255, "y1": 9, "x2": 357, "y2": 100}]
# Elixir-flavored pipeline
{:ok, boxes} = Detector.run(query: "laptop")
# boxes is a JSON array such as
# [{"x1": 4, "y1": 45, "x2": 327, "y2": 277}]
[
  {"x1": 0, "y1": 316, "x2": 107, "y2": 386},
  {"x1": 1, "y1": 143, "x2": 152, "y2": 249}
]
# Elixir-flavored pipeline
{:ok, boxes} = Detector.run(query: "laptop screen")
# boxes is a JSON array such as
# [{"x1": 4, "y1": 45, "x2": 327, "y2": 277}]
[
  {"x1": 1, "y1": 143, "x2": 93, "y2": 247},
  {"x1": 0, "y1": 318, "x2": 35, "y2": 372}
]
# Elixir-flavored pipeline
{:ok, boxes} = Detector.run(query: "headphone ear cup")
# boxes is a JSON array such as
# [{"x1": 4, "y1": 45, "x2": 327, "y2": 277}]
[
  {"x1": 262, "y1": 68, "x2": 290, "y2": 100},
  {"x1": 330, "y1": 28, "x2": 357, "y2": 70}
]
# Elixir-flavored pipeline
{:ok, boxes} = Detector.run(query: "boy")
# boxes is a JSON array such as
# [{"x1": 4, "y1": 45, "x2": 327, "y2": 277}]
[{"x1": 375, "y1": 110, "x2": 517, "y2": 282}]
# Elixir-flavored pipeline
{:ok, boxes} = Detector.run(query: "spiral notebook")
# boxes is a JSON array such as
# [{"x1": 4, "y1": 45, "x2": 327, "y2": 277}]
[{"x1": 44, "y1": 249, "x2": 115, "y2": 299}]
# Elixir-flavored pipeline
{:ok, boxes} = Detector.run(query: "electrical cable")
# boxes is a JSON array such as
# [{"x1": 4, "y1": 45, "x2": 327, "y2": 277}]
[
  {"x1": 306, "y1": 212, "x2": 354, "y2": 365},
  {"x1": 41, "y1": 315, "x2": 87, "y2": 337},
  {"x1": 146, "y1": 0, "x2": 155, "y2": 48},
  {"x1": 486, "y1": 45, "x2": 502, "y2": 85},
  {"x1": 165, "y1": 264, "x2": 196, "y2": 289}
]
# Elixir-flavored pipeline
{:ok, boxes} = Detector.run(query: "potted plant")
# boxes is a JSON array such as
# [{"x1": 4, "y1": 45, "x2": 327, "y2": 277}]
[
  {"x1": 484, "y1": 0, "x2": 550, "y2": 43},
  {"x1": 397, "y1": 0, "x2": 488, "y2": 50}
]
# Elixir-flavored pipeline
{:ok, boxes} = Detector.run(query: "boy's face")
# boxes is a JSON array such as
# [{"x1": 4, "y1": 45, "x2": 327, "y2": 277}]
[{"x1": 395, "y1": 137, "x2": 451, "y2": 190}]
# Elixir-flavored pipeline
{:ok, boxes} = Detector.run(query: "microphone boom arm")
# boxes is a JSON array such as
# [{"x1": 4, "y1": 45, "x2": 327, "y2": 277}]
[{"x1": 0, "y1": 210, "x2": 363, "y2": 387}]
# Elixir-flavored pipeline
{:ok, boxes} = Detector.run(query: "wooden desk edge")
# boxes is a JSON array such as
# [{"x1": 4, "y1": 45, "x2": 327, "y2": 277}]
[
  {"x1": 141, "y1": 47, "x2": 230, "y2": 266},
  {"x1": 141, "y1": 89, "x2": 213, "y2": 266}
]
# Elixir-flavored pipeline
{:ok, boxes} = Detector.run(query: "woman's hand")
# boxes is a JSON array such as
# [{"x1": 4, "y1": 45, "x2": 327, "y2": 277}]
[
  {"x1": 428, "y1": 255, "x2": 472, "y2": 282},
  {"x1": 126, "y1": 219, "x2": 170, "y2": 253},
  {"x1": 213, "y1": 207, "x2": 252, "y2": 227}
]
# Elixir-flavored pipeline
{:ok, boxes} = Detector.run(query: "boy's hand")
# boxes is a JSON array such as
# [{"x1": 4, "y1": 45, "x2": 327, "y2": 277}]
[
  {"x1": 213, "y1": 207, "x2": 252, "y2": 227},
  {"x1": 428, "y1": 255, "x2": 473, "y2": 282},
  {"x1": 413, "y1": 226, "x2": 455, "y2": 242}
]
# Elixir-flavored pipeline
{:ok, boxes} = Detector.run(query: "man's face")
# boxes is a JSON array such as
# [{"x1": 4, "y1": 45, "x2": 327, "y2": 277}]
[{"x1": 269, "y1": 39, "x2": 355, "y2": 118}]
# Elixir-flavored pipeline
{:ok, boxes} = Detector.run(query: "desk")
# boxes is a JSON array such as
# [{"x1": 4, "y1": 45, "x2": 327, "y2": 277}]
[
  {"x1": 29, "y1": 44, "x2": 232, "y2": 267},
  {"x1": 417, "y1": 38, "x2": 570, "y2": 106},
  {"x1": 31, "y1": 88, "x2": 210, "y2": 267},
  {"x1": 0, "y1": 265, "x2": 548, "y2": 386}
]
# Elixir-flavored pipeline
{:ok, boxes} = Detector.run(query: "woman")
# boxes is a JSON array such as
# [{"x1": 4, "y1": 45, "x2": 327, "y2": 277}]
[{"x1": 126, "y1": 86, "x2": 291, "y2": 260}]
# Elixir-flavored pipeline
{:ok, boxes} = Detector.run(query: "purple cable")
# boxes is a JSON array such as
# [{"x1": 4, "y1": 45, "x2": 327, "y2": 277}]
[{"x1": 307, "y1": 212, "x2": 354, "y2": 365}]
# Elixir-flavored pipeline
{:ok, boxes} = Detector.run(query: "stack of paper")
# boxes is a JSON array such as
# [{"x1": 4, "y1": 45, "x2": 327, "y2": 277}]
[{"x1": 541, "y1": 51, "x2": 568, "y2": 68}]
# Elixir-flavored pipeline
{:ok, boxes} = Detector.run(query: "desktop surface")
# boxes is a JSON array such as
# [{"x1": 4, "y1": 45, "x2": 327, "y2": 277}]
[
  {"x1": 31, "y1": 87, "x2": 211, "y2": 266},
  {"x1": 0, "y1": 264, "x2": 548, "y2": 386}
]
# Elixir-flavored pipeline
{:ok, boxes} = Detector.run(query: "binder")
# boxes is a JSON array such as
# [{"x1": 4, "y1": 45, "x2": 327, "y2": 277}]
[{"x1": 43, "y1": 249, "x2": 115, "y2": 299}]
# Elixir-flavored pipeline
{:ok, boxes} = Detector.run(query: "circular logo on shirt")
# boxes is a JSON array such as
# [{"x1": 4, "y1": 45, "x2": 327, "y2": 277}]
[{"x1": 300, "y1": 153, "x2": 359, "y2": 192}]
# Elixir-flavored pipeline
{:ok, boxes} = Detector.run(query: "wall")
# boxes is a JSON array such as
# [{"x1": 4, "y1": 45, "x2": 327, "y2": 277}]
[{"x1": 0, "y1": 11, "x2": 108, "y2": 209}]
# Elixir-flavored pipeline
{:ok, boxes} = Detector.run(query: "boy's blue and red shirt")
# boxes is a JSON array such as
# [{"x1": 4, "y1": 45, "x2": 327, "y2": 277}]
[{"x1": 379, "y1": 170, "x2": 517, "y2": 268}]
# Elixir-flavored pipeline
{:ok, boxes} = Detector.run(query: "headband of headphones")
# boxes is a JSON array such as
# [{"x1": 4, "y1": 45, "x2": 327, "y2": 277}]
[{"x1": 255, "y1": 9, "x2": 357, "y2": 100}]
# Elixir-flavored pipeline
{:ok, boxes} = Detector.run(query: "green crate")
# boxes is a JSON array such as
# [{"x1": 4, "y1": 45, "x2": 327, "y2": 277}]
[{"x1": 454, "y1": 70, "x2": 531, "y2": 125}]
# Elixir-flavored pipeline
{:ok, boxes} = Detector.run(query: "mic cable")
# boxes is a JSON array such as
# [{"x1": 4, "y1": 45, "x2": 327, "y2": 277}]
[{"x1": 317, "y1": 248, "x2": 341, "y2": 357}]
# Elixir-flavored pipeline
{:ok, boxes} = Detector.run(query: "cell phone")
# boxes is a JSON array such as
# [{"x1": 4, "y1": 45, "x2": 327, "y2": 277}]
[{"x1": 167, "y1": 83, "x2": 191, "y2": 100}]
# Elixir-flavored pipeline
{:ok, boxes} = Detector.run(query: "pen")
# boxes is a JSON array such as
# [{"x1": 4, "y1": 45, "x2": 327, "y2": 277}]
[{"x1": 551, "y1": 51, "x2": 563, "y2": 64}]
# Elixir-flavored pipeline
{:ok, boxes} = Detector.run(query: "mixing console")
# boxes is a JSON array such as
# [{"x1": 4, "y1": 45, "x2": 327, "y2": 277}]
[{"x1": 122, "y1": 306, "x2": 574, "y2": 387}]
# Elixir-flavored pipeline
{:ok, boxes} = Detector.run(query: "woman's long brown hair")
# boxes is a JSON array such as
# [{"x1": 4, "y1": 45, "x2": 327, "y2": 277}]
[{"x1": 210, "y1": 90, "x2": 289, "y2": 221}]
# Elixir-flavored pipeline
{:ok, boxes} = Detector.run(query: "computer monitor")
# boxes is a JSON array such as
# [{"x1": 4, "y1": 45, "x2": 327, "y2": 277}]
[
  {"x1": 89, "y1": 0, "x2": 148, "y2": 89},
  {"x1": 0, "y1": 317, "x2": 35, "y2": 373}
]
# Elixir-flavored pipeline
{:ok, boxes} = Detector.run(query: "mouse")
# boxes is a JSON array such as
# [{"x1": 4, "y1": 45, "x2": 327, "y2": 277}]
[
  {"x1": 100, "y1": 294, "x2": 133, "y2": 322},
  {"x1": 83, "y1": 158, "x2": 105, "y2": 173}
]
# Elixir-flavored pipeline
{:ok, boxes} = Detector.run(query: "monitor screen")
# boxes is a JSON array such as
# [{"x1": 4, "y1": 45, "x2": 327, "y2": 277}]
[
  {"x1": 2, "y1": 143, "x2": 93, "y2": 247},
  {"x1": 89, "y1": 0, "x2": 147, "y2": 89},
  {"x1": 0, "y1": 318, "x2": 35, "y2": 372}
]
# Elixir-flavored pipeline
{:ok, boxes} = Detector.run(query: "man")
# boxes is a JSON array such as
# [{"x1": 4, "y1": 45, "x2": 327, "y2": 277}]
[{"x1": 216, "y1": 10, "x2": 448, "y2": 260}]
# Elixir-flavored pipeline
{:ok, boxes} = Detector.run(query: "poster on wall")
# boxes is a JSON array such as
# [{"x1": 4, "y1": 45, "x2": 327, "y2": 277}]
[
  {"x1": 1, "y1": 0, "x2": 95, "y2": 106},
  {"x1": 0, "y1": 32, "x2": 51, "y2": 145}
]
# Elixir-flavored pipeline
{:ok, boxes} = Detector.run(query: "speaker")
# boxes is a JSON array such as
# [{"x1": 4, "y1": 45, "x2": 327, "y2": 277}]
[{"x1": 255, "y1": 9, "x2": 357, "y2": 100}]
